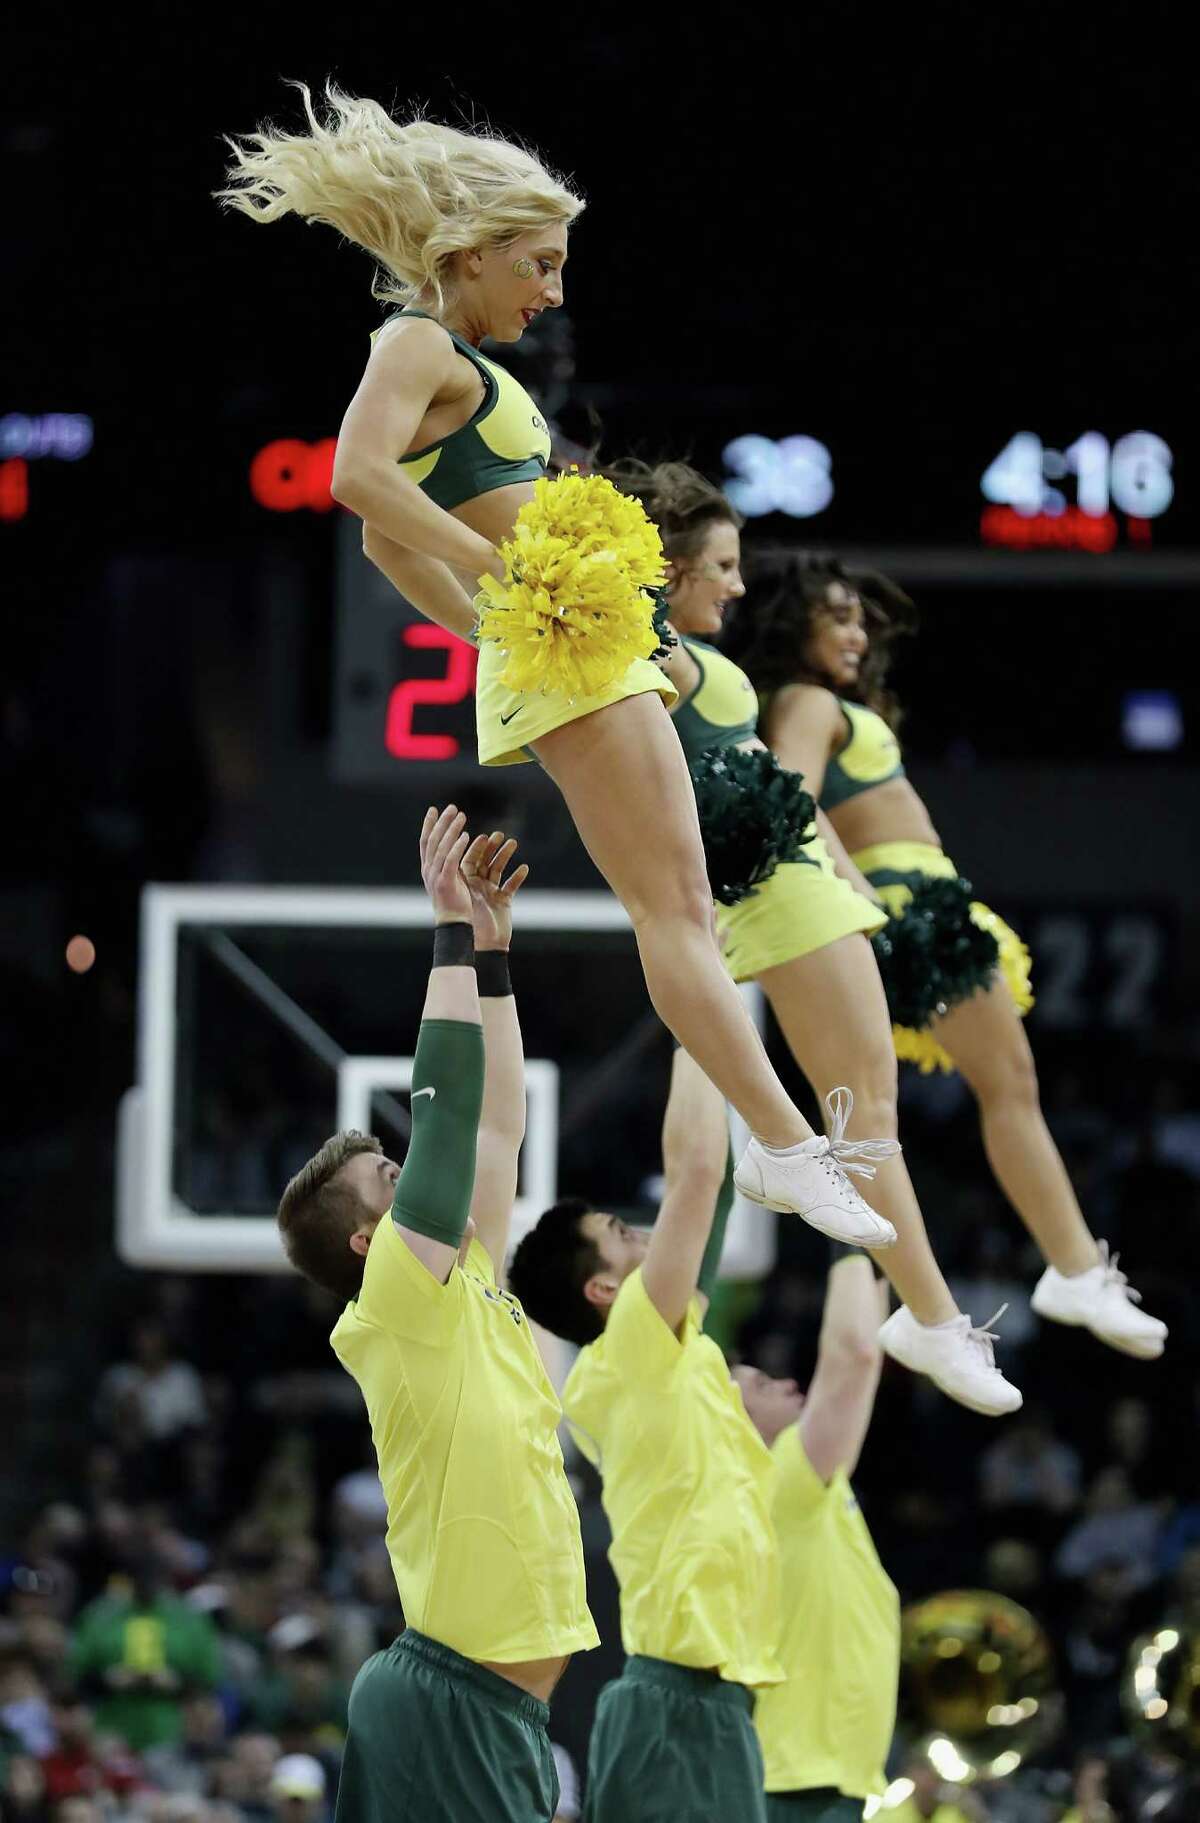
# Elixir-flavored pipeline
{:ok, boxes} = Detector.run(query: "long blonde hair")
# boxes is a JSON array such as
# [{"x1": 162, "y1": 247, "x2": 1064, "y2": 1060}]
[{"x1": 218, "y1": 83, "x2": 585, "y2": 311}]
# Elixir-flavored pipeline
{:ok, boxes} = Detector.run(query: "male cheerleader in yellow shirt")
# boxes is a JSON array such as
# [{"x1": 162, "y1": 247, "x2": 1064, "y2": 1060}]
[
  {"x1": 735, "y1": 1247, "x2": 900, "y2": 1822},
  {"x1": 509, "y1": 1052, "x2": 781, "y2": 1823},
  {"x1": 275, "y1": 806, "x2": 598, "y2": 1823}
]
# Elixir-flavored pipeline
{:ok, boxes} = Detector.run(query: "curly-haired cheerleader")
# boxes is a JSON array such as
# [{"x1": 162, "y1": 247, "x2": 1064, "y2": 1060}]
[
  {"x1": 218, "y1": 84, "x2": 886, "y2": 1244},
  {"x1": 724, "y1": 553, "x2": 1165, "y2": 1362},
  {"x1": 614, "y1": 462, "x2": 1021, "y2": 1414}
]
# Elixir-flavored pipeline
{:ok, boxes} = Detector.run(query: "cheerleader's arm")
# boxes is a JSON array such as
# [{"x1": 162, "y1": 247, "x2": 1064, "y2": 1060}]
[
  {"x1": 761, "y1": 679, "x2": 841, "y2": 793},
  {"x1": 361, "y1": 528, "x2": 479, "y2": 643},
  {"x1": 798, "y1": 1252, "x2": 889, "y2": 1483},
  {"x1": 332, "y1": 315, "x2": 500, "y2": 578}
]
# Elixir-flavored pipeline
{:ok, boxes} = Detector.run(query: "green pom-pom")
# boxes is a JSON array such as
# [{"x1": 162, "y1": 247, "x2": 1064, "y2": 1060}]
[
  {"x1": 691, "y1": 746, "x2": 816, "y2": 906},
  {"x1": 871, "y1": 876, "x2": 1000, "y2": 1028},
  {"x1": 650, "y1": 588, "x2": 677, "y2": 661}
]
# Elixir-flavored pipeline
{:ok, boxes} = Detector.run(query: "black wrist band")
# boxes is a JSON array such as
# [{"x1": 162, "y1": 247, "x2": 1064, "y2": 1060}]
[
  {"x1": 432, "y1": 922, "x2": 474, "y2": 968},
  {"x1": 474, "y1": 950, "x2": 512, "y2": 997}
]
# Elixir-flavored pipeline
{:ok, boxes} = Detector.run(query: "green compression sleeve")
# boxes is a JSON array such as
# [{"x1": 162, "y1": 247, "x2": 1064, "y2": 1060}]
[
  {"x1": 697, "y1": 1143, "x2": 736, "y2": 1301},
  {"x1": 391, "y1": 1018, "x2": 485, "y2": 1246}
]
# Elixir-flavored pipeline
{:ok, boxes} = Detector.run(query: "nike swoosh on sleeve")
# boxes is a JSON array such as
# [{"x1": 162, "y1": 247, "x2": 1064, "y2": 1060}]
[{"x1": 411, "y1": 1086, "x2": 436, "y2": 1102}]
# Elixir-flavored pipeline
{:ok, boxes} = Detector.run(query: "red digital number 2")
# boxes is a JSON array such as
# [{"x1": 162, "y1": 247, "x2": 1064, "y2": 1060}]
[{"x1": 385, "y1": 625, "x2": 478, "y2": 761}]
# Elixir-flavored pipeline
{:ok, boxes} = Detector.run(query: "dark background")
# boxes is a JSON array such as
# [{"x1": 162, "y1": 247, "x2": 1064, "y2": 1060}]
[{"x1": 4, "y1": 9, "x2": 1200, "y2": 1820}]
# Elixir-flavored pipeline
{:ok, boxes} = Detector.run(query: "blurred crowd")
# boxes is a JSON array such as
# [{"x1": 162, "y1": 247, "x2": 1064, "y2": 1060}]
[
  {"x1": 0, "y1": 1301, "x2": 580, "y2": 1823},
  {"x1": 3, "y1": 1058, "x2": 1199, "y2": 1823}
]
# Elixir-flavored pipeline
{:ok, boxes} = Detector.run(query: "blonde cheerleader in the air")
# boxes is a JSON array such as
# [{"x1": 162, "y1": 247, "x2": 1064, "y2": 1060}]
[
  {"x1": 723, "y1": 550, "x2": 1166, "y2": 1362},
  {"x1": 216, "y1": 84, "x2": 891, "y2": 1243}
]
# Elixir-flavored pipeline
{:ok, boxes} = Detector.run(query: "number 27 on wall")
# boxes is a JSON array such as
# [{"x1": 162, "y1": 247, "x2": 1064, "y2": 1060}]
[{"x1": 385, "y1": 625, "x2": 478, "y2": 761}]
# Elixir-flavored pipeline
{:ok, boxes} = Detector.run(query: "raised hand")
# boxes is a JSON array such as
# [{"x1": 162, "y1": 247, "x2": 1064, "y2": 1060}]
[
  {"x1": 461, "y1": 830, "x2": 529, "y2": 951},
  {"x1": 419, "y1": 806, "x2": 474, "y2": 925}
]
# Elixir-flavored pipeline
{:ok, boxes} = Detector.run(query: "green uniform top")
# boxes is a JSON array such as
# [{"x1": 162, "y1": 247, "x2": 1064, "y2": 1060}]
[
  {"x1": 671, "y1": 637, "x2": 761, "y2": 765},
  {"x1": 818, "y1": 700, "x2": 906, "y2": 810},
  {"x1": 68, "y1": 1592, "x2": 221, "y2": 1751},
  {"x1": 381, "y1": 309, "x2": 551, "y2": 511}
]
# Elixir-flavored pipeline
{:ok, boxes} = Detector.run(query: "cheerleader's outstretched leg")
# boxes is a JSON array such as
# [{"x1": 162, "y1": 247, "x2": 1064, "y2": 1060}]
[
  {"x1": 761, "y1": 933, "x2": 1022, "y2": 1416},
  {"x1": 931, "y1": 977, "x2": 1167, "y2": 1358},
  {"x1": 534, "y1": 695, "x2": 894, "y2": 1248}
]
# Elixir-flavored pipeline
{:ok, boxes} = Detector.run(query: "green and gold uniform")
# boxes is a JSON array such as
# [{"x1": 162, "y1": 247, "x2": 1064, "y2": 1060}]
[
  {"x1": 68, "y1": 1593, "x2": 220, "y2": 1750},
  {"x1": 818, "y1": 700, "x2": 906, "y2": 809},
  {"x1": 330, "y1": 1014, "x2": 597, "y2": 1823},
  {"x1": 817, "y1": 700, "x2": 1033, "y2": 1074},
  {"x1": 390, "y1": 314, "x2": 552, "y2": 509},
  {"x1": 564, "y1": 1267, "x2": 781, "y2": 1823},
  {"x1": 674, "y1": 639, "x2": 884, "y2": 978},
  {"x1": 756, "y1": 1429, "x2": 899, "y2": 1823},
  {"x1": 381, "y1": 309, "x2": 673, "y2": 766}
]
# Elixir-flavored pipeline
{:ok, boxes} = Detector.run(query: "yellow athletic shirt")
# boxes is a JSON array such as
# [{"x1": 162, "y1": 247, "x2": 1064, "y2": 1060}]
[
  {"x1": 755, "y1": 1427, "x2": 900, "y2": 1799},
  {"x1": 330, "y1": 1222, "x2": 598, "y2": 1664},
  {"x1": 562, "y1": 1267, "x2": 782, "y2": 1688}
]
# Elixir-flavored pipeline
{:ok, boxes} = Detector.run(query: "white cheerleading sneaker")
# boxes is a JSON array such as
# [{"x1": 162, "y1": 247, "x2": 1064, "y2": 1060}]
[
  {"x1": 878, "y1": 1303, "x2": 1024, "y2": 1417},
  {"x1": 735, "y1": 1087, "x2": 899, "y2": 1249},
  {"x1": 1031, "y1": 1244, "x2": 1167, "y2": 1360}
]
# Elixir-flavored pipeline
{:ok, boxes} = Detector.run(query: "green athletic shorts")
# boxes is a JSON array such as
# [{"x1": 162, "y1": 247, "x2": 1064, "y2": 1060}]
[
  {"x1": 335, "y1": 1631, "x2": 558, "y2": 1823},
  {"x1": 766, "y1": 1791, "x2": 865, "y2": 1821},
  {"x1": 585, "y1": 1655, "x2": 766, "y2": 1823}
]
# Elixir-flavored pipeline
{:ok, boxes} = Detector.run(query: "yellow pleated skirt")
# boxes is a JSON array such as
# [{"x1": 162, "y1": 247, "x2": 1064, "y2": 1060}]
[
  {"x1": 475, "y1": 639, "x2": 676, "y2": 767},
  {"x1": 715, "y1": 836, "x2": 886, "y2": 983}
]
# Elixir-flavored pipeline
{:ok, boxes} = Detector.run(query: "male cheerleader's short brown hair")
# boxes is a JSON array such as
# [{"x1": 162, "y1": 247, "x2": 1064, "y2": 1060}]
[{"x1": 277, "y1": 1130, "x2": 384, "y2": 1302}]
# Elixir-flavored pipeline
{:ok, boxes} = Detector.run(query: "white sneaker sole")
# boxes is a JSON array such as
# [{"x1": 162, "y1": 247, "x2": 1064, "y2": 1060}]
[
  {"x1": 735, "y1": 1174, "x2": 897, "y2": 1247},
  {"x1": 1031, "y1": 1288, "x2": 1167, "y2": 1361},
  {"x1": 1036, "y1": 1310, "x2": 1165, "y2": 1360},
  {"x1": 879, "y1": 1328, "x2": 1023, "y2": 1418}
]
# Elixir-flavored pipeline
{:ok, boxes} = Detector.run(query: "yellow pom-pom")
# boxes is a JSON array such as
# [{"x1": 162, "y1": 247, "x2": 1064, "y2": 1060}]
[
  {"x1": 476, "y1": 472, "x2": 667, "y2": 699},
  {"x1": 892, "y1": 900, "x2": 1034, "y2": 1074}
]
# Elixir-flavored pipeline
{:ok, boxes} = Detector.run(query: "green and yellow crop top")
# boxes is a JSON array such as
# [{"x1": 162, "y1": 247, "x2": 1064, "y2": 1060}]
[
  {"x1": 672, "y1": 638, "x2": 760, "y2": 766},
  {"x1": 819, "y1": 701, "x2": 906, "y2": 810},
  {"x1": 378, "y1": 309, "x2": 551, "y2": 512}
]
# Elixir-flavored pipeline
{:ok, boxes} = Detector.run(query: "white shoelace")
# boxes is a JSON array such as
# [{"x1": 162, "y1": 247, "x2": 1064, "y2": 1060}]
[
  {"x1": 1095, "y1": 1240, "x2": 1142, "y2": 1303},
  {"x1": 819, "y1": 1087, "x2": 902, "y2": 1182},
  {"x1": 965, "y1": 1304, "x2": 1009, "y2": 1371}
]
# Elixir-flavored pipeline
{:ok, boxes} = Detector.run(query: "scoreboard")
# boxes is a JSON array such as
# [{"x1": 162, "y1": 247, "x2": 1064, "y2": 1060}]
[
  {"x1": 333, "y1": 519, "x2": 483, "y2": 783},
  {"x1": 719, "y1": 426, "x2": 1176, "y2": 554}
]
